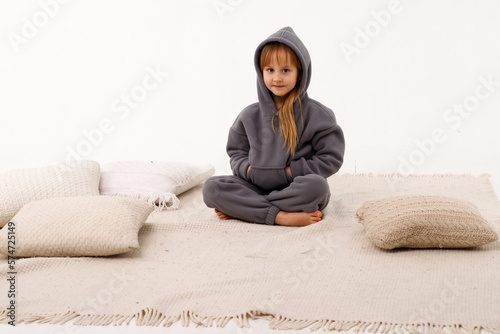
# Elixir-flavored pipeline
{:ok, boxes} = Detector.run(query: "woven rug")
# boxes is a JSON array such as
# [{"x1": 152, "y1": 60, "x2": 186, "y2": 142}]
[{"x1": 1, "y1": 174, "x2": 500, "y2": 333}]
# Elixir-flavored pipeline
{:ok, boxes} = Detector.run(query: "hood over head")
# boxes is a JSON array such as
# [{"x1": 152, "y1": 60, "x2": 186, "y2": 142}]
[{"x1": 254, "y1": 26, "x2": 311, "y2": 113}]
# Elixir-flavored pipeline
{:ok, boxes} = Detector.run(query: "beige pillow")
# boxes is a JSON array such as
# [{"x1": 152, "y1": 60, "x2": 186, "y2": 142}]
[
  {"x1": 0, "y1": 160, "x2": 101, "y2": 227},
  {"x1": 0, "y1": 196, "x2": 154, "y2": 257},
  {"x1": 99, "y1": 161, "x2": 214, "y2": 211},
  {"x1": 356, "y1": 195, "x2": 499, "y2": 249}
]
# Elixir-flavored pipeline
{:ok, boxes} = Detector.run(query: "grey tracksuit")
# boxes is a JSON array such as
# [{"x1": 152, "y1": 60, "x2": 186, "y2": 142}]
[{"x1": 203, "y1": 26, "x2": 345, "y2": 225}]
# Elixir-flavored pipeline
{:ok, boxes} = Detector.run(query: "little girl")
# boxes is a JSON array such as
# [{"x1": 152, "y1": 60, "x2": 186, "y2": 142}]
[{"x1": 203, "y1": 26, "x2": 345, "y2": 226}]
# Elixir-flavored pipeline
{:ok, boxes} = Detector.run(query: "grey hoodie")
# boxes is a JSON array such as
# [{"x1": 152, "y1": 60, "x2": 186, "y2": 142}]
[{"x1": 227, "y1": 27, "x2": 345, "y2": 191}]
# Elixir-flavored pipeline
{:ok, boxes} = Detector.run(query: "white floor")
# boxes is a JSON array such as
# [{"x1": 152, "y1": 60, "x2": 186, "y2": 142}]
[
  {"x1": 1, "y1": 319, "x2": 325, "y2": 334},
  {"x1": 2, "y1": 179, "x2": 499, "y2": 334}
]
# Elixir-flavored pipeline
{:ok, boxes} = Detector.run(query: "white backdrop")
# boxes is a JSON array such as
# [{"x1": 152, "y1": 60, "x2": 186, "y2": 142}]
[
  {"x1": 1, "y1": 0, "x2": 500, "y2": 179},
  {"x1": 1, "y1": 1, "x2": 500, "y2": 333}
]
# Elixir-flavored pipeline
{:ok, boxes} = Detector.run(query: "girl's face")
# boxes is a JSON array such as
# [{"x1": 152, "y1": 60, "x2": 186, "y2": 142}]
[{"x1": 262, "y1": 49, "x2": 299, "y2": 99}]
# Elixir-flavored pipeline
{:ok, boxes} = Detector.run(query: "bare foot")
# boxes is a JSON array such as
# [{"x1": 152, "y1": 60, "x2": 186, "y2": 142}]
[
  {"x1": 274, "y1": 210, "x2": 322, "y2": 226},
  {"x1": 215, "y1": 209, "x2": 235, "y2": 220}
]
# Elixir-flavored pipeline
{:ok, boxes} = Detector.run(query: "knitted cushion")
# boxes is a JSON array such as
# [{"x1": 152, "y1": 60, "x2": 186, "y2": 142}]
[
  {"x1": 356, "y1": 195, "x2": 498, "y2": 249},
  {"x1": 0, "y1": 196, "x2": 154, "y2": 257},
  {"x1": 99, "y1": 161, "x2": 214, "y2": 211},
  {"x1": 0, "y1": 160, "x2": 101, "y2": 228}
]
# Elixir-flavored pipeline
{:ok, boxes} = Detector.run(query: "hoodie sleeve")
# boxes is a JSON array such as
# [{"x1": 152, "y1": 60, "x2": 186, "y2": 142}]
[
  {"x1": 226, "y1": 126, "x2": 251, "y2": 180},
  {"x1": 289, "y1": 123, "x2": 345, "y2": 179}
]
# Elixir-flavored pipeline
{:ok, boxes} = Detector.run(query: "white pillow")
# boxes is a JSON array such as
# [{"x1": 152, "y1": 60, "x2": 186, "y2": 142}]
[
  {"x1": 99, "y1": 161, "x2": 215, "y2": 211},
  {"x1": 0, "y1": 160, "x2": 101, "y2": 228},
  {"x1": 0, "y1": 196, "x2": 154, "y2": 257}
]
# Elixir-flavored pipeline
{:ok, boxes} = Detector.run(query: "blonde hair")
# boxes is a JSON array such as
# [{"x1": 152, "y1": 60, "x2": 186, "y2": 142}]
[{"x1": 260, "y1": 42, "x2": 303, "y2": 156}]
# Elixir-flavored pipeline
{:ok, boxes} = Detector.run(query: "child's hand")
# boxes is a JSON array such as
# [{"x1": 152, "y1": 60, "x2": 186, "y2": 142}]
[{"x1": 285, "y1": 166, "x2": 292, "y2": 177}]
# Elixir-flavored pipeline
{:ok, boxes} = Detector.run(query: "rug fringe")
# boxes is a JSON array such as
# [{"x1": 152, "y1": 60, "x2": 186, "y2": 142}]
[{"x1": 1, "y1": 308, "x2": 499, "y2": 334}]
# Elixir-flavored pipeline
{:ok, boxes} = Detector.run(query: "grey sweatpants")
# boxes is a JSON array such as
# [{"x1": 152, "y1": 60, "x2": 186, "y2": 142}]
[{"x1": 202, "y1": 174, "x2": 331, "y2": 225}]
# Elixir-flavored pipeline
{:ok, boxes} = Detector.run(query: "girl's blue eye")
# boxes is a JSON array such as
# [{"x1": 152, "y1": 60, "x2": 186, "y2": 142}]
[{"x1": 283, "y1": 69, "x2": 289, "y2": 73}]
